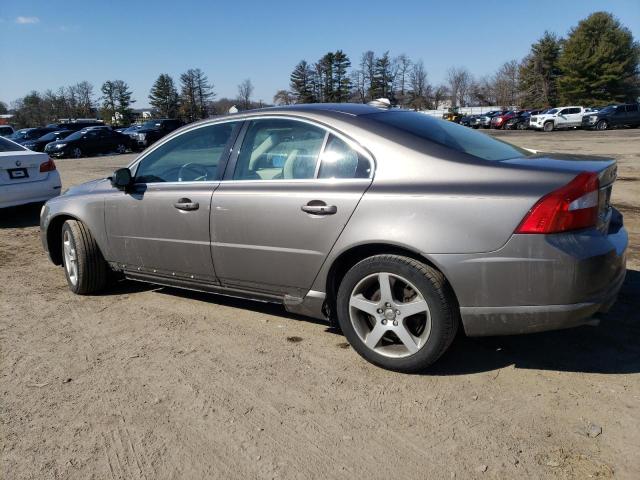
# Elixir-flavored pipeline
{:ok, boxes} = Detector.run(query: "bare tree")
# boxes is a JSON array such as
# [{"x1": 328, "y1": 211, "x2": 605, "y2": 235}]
[
  {"x1": 394, "y1": 54, "x2": 413, "y2": 105},
  {"x1": 432, "y1": 84, "x2": 449, "y2": 110},
  {"x1": 408, "y1": 61, "x2": 430, "y2": 110},
  {"x1": 237, "y1": 79, "x2": 254, "y2": 110},
  {"x1": 492, "y1": 60, "x2": 520, "y2": 107},
  {"x1": 446, "y1": 67, "x2": 473, "y2": 107}
]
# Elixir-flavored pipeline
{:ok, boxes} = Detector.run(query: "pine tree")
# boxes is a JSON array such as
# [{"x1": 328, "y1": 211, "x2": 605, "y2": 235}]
[
  {"x1": 290, "y1": 60, "x2": 316, "y2": 103},
  {"x1": 332, "y1": 50, "x2": 351, "y2": 102},
  {"x1": 180, "y1": 68, "x2": 213, "y2": 122},
  {"x1": 371, "y1": 52, "x2": 394, "y2": 100},
  {"x1": 317, "y1": 53, "x2": 335, "y2": 102},
  {"x1": 149, "y1": 74, "x2": 179, "y2": 118},
  {"x1": 558, "y1": 12, "x2": 640, "y2": 104},
  {"x1": 519, "y1": 32, "x2": 562, "y2": 108}
]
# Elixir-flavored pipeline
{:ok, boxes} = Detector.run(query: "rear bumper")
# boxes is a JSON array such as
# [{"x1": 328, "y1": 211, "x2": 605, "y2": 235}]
[
  {"x1": 430, "y1": 217, "x2": 628, "y2": 336},
  {"x1": 0, "y1": 172, "x2": 62, "y2": 209}
]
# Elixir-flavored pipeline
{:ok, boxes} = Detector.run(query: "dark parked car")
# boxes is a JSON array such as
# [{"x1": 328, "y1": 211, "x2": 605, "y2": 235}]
[
  {"x1": 132, "y1": 119, "x2": 182, "y2": 150},
  {"x1": 503, "y1": 109, "x2": 545, "y2": 130},
  {"x1": 10, "y1": 127, "x2": 59, "y2": 144},
  {"x1": 45, "y1": 128, "x2": 132, "y2": 158},
  {"x1": 40, "y1": 104, "x2": 627, "y2": 372},
  {"x1": 460, "y1": 114, "x2": 481, "y2": 128},
  {"x1": 46, "y1": 121, "x2": 104, "y2": 132},
  {"x1": 22, "y1": 130, "x2": 74, "y2": 152},
  {"x1": 582, "y1": 103, "x2": 640, "y2": 130},
  {"x1": 0, "y1": 125, "x2": 14, "y2": 137}
]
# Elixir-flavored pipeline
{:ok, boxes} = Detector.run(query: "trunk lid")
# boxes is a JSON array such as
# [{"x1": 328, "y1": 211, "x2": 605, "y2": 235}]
[{"x1": 0, "y1": 150, "x2": 51, "y2": 186}]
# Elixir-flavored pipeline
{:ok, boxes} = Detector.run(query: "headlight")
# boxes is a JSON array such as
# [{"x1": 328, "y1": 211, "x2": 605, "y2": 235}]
[
  {"x1": 588, "y1": 116, "x2": 597, "y2": 123},
  {"x1": 137, "y1": 133, "x2": 146, "y2": 140},
  {"x1": 55, "y1": 143, "x2": 67, "y2": 149}
]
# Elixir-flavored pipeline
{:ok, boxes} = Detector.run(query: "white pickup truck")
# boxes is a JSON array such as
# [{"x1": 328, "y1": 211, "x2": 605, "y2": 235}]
[{"x1": 529, "y1": 106, "x2": 587, "y2": 132}]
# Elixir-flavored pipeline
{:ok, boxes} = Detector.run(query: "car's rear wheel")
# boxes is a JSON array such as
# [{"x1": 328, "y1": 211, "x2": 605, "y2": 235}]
[
  {"x1": 72, "y1": 147, "x2": 83, "y2": 158},
  {"x1": 336, "y1": 255, "x2": 459, "y2": 373},
  {"x1": 116, "y1": 143, "x2": 126, "y2": 154},
  {"x1": 543, "y1": 121, "x2": 554, "y2": 132},
  {"x1": 596, "y1": 120, "x2": 609, "y2": 131},
  {"x1": 61, "y1": 220, "x2": 109, "y2": 294}
]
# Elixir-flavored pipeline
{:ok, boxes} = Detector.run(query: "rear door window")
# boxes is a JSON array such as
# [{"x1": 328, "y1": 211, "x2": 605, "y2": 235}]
[{"x1": 233, "y1": 119, "x2": 326, "y2": 180}]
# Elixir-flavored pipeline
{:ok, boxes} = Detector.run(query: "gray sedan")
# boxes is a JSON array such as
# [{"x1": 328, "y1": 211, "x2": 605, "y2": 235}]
[{"x1": 40, "y1": 104, "x2": 627, "y2": 372}]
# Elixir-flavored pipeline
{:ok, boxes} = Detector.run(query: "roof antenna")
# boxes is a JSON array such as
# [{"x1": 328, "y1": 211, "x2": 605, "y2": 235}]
[{"x1": 367, "y1": 98, "x2": 391, "y2": 109}]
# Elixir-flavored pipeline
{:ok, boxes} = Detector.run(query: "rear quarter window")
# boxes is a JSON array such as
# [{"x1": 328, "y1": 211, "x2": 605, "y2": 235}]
[{"x1": 366, "y1": 111, "x2": 531, "y2": 161}]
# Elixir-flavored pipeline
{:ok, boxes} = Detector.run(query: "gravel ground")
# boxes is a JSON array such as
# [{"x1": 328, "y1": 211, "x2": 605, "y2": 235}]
[{"x1": 1, "y1": 128, "x2": 639, "y2": 479}]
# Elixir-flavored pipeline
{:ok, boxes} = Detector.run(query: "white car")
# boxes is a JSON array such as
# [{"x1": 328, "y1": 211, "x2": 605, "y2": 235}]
[
  {"x1": 529, "y1": 106, "x2": 586, "y2": 132},
  {"x1": 0, "y1": 136, "x2": 61, "y2": 209}
]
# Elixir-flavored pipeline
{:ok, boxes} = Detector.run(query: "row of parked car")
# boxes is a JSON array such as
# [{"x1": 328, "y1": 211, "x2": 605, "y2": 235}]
[
  {"x1": 458, "y1": 102, "x2": 640, "y2": 132},
  {"x1": 0, "y1": 118, "x2": 183, "y2": 158}
]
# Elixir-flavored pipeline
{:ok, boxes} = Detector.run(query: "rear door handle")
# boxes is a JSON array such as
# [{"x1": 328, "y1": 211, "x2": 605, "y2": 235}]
[
  {"x1": 301, "y1": 201, "x2": 337, "y2": 215},
  {"x1": 174, "y1": 198, "x2": 199, "y2": 211}
]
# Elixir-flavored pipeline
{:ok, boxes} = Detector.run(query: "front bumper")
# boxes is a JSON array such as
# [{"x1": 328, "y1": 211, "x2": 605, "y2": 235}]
[{"x1": 431, "y1": 215, "x2": 628, "y2": 336}]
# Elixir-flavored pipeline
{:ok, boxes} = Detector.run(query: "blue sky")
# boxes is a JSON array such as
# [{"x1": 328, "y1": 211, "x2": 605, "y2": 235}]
[{"x1": 1, "y1": 0, "x2": 639, "y2": 108}]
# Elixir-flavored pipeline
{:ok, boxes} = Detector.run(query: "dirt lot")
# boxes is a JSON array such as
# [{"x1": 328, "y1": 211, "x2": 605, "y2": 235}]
[{"x1": 1, "y1": 129, "x2": 639, "y2": 479}]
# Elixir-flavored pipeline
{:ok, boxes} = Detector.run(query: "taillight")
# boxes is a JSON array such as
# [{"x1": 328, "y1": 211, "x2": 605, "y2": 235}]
[
  {"x1": 39, "y1": 158, "x2": 56, "y2": 173},
  {"x1": 515, "y1": 172, "x2": 599, "y2": 234}
]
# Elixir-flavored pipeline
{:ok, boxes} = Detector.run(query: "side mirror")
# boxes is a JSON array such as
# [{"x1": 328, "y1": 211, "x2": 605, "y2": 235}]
[{"x1": 111, "y1": 168, "x2": 132, "y2": 190}]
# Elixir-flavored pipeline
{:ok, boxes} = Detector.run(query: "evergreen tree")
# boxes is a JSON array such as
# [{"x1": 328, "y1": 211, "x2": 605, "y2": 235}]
[
  {"x1": 332, "y1": 50, "x2": 351, "y2": 102},
  {"x1": 290, "y1": 60, "x2": 316, "y2": 103},
  {"x1": 317, "y1": 52, "x2": 335, "y2": 102},
  {"x1": 519, "y1": 32, "x2": 562, "y2": 108},
  {"x1": 149, "y1": 74, "x2": 179, "y2": 118},
  {"x1": 179, "y1": 68, "x2": 213, "y2": 122},
  {"x1": 558, "y1": 12, "x2": 640, "y2": 104},
  {"x1": 371, "y1": 52, "x2": 394, "y2": 100}
]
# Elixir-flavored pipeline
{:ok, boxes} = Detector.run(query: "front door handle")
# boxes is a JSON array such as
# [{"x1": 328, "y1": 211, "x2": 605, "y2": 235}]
[
  {"x1": 174, "y1": 198, "x2": 199, "y2": 211},
  {"x1": 301, "y1": 201, "x2": 337, "y2": 215}
]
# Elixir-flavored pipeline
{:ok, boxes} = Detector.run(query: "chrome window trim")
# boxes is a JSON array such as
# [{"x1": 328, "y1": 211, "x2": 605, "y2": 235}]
[{"x1": 128, "y1": 114, "x2": 376, "y2": 182}]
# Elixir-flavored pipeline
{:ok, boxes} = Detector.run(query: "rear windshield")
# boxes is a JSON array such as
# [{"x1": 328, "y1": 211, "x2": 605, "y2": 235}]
[
  {"x1": 0, "y1": 137, "x2": 26, "y2": 152},
  {"x1": 366, "y1": 111, "x2": 532, "y2": 161}
]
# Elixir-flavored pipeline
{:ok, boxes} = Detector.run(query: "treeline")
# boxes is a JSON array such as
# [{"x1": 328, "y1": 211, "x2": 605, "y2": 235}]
[
  {"x1": 278, "y1": 11, "x2": 639, "y2": 109},
  {"x1": 6, "y1": 68, "x2": 260, "y2": 128}
]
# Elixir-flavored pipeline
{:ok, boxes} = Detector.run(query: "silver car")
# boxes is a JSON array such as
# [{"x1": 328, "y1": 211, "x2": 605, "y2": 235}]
[{"x1": 40, "y1": 104, "x2": 627, "y2": 372}]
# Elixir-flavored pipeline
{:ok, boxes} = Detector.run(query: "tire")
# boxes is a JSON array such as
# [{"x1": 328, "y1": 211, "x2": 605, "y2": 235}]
[
  {"x1": 72, "y1": 147, "x2": 83, "y2": 158},
  {"x1": 596, "y1": 120, "x2": 608, "y2": 131},
  {"x1": 336, "y1": 255, "x2": 459, "y2": 373},
  {"x1": 543, "y1": 121, "x2": 554, "y2": 132},
  {"x1": 61, "y1": 220, "x2": 109, "y2": 294},
  {"x1": 517, "y1": 122, "x2": 527, "y2": 130},
  {"x1": 116, "y1": 143, "x2": 126, "y2": 154}
]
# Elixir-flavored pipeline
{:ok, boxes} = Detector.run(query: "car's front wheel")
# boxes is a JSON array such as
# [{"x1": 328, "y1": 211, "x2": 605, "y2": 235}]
[
  {"x1": 543, "y1": 121, "x2": 554, "y2": 132},
  {"x1": 61, "y1": 220, "x2": 109, "y2": 294},
  {"x1": 336, "y1": 255, "x2": 459, "y2": 373},
  {"x1": 116, "y1": 143, "x2": 127, "y2": 154},
  {"x1": 72, "y1": 147, "x2": 83, "y2": 158},
  {"x1": 596, "y1": 120, "x2": 609, "y2": 131}
]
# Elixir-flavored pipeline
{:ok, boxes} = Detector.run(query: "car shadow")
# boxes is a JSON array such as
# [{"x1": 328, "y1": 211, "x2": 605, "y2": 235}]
[
  {"x1": 430, "y1": 268, "x2": 640, "y2": 376},
  {"x1": 0, "y1": 203, "x2": 43, "y2": 228},
  {"x1": 106, "y1": 268, "x2": 639, "y2": 375}
]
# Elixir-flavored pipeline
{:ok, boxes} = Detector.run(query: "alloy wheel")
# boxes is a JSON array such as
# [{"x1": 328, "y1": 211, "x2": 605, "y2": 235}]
[
  {"x1": 349, "y1": 272, "x2": 431, "y2": 358},
  {"x1": 116, "y1": 144, "x2": 126, "y2": 154},
  {"x1": 597, "y1": 120, "x2": 608, "y2": 131},
  {"x1": 63, "y1": 230, "x2": 78, "y2": 286},
  {"x1": 73, "y1": 148, "x2": 82, "y2": 158}
]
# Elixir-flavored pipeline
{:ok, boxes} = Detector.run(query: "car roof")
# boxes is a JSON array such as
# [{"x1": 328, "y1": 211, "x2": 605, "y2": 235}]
[{"x1": 256, "y1": 103, "x2": 385, "y2": 116}]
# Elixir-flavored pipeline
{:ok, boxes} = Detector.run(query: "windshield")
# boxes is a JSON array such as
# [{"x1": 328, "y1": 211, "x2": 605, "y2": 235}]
[
  {"x1": 0, "y1": 137, "x2": 26, "y2": 152},
  {"x1": 598, "y1": 106, "x2": 617, "y2": 114},
  {"x1": 124, "y1": 125, "x2": 141, "y2": 133},
  {"x1": 10, "y1": 129, "x2": 31, "y2": 140},
  {"x1": 39, "y1": 131, "x2": 68, "y2": 141},
  {"x1": 65, "y1": 131, "x2": 86, "y2": 141},
  {"x1": 366, "y1": 111, "x2": 532, "y2": 161},
  {"x1": 545, "y1": 108, "x2": 558, "y2": 115},
  {"x1": 142, "y1": 121, "x2": 162, "y2": 129}
]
